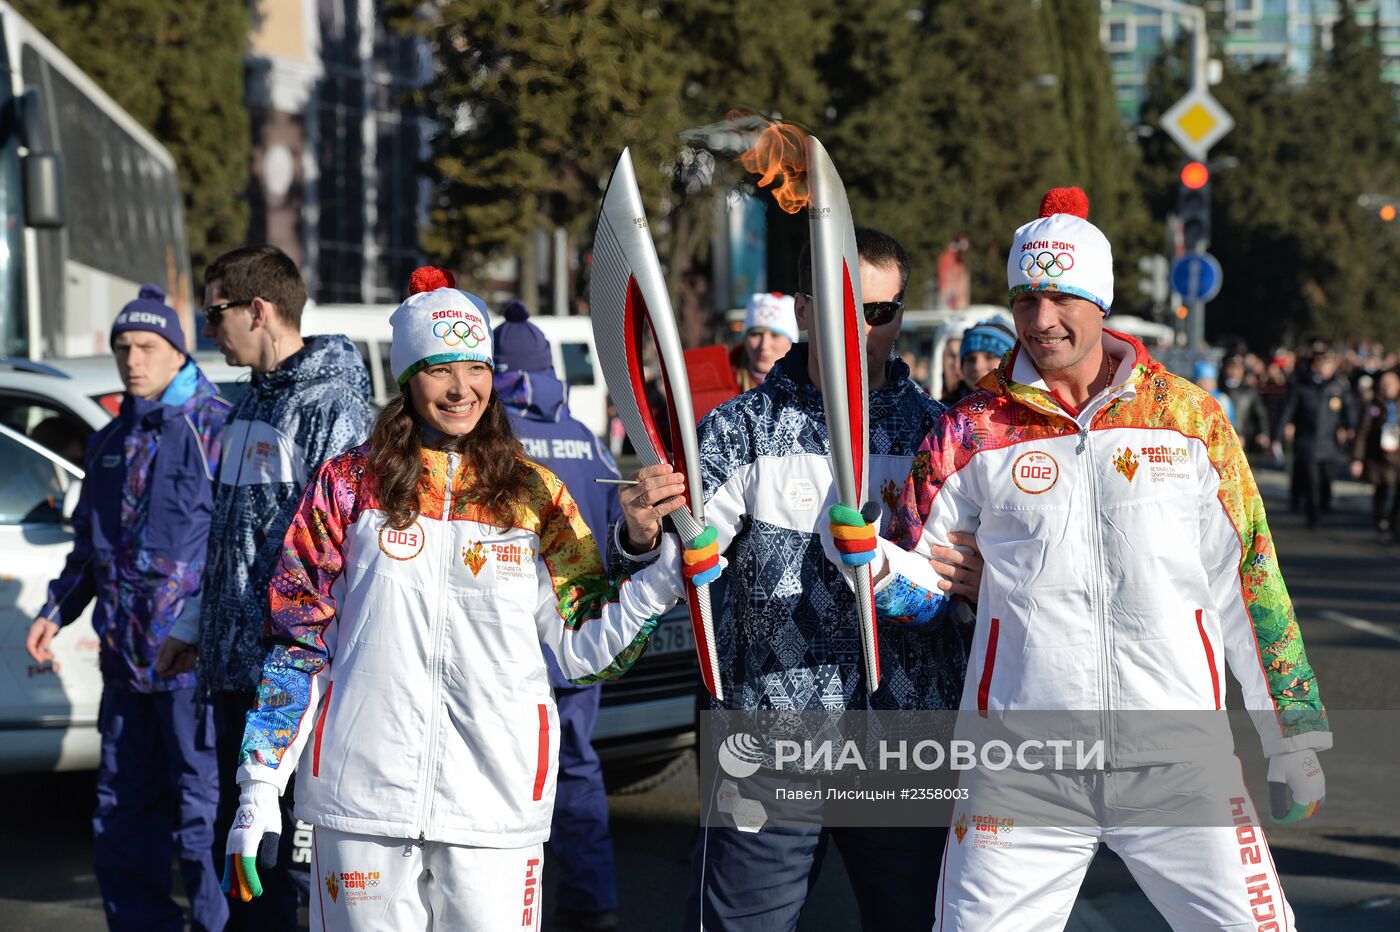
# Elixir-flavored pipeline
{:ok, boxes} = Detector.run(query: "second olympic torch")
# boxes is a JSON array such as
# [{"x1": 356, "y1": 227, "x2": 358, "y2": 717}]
[{"x1": 805, "y1": 135, "x2": 881, "y2": 694}]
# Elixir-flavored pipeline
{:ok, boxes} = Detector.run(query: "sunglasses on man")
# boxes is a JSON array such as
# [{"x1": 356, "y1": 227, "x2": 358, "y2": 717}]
[
  {"x1": 797, "y1": 292, "x2": 904, "y2": 327},
  {"x1": 202, "y1": 299, "x2": 252, "y2": 327}
]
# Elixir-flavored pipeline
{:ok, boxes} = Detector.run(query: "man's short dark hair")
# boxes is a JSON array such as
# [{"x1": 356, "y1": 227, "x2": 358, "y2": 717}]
[
  {"x1": 797, "y1": 227, "x2": 912, "y2": 298},
  {"x1": 204, "y1": 245, "x2": 307, "y2": 328}
]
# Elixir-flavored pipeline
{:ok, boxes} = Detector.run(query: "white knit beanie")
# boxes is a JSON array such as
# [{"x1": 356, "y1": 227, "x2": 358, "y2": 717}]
[
  {"x1": 744, "y1": 292, "x2": 799, "y2": 342},
  {"x1": 1007, "y1": 187, "x2": 1114, "y2": 314},
  {"x1": 389, "y1": 266, "x2": 494, "y2": 386}
]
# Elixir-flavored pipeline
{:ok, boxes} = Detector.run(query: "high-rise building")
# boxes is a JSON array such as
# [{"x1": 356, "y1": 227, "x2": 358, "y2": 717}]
[
  {"x1": 245, "y1": 0, "x2": 431, "y2": 304},
  {"x1": 1102, "y1": 0, "x2": 1400, "y2": 122}
]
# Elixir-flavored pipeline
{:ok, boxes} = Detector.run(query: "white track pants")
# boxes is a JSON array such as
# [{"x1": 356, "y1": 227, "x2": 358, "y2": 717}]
[
  {"x1": 309, "y1": 826, "x2": 544, "y2": 931},
  {"x1": 934, "y1": 759, "x2": 1296, "y2": 931}
]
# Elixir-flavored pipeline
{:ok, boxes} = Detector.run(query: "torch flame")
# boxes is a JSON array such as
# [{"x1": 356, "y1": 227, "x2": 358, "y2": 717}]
[{"x1": 731, "y1": 110, "x2": 811, "y2": 214}]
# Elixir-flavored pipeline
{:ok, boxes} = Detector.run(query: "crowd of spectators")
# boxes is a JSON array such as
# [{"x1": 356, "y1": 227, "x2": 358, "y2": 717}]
[{"x1": 1212, "y1": 339, "x2": 1400, "y2": 540}]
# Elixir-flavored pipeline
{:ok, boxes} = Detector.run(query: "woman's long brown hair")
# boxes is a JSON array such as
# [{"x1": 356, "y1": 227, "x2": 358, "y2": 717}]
[{"x1": 367, "y1": 387, "x2": 530, "y2": 529}]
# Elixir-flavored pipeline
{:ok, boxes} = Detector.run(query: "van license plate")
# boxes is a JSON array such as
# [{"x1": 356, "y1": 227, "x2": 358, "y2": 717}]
[{"x1": 649, "y1": 617, "x2": 696, "y2": 656}]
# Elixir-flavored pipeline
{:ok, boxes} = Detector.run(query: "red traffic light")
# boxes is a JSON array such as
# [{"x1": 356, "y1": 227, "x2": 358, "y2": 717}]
[
  {"x1": 1180, "y1": 162, "x2": 1210, "y2": 190},
  {"x1": 1381, "y1": 204, "x2": 1397, "y2": 222}
]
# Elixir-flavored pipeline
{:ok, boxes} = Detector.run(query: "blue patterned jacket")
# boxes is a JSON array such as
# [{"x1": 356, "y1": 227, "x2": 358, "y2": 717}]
[
  {"x1": 611, "y1": 346, "x2": 968, "y2": 712},
  {"x1": 39, "y1": 365, "x2": 230, "y2": 693},
  {"x1": 196, "y1": 335, "x2": 374, "y2": 696}
]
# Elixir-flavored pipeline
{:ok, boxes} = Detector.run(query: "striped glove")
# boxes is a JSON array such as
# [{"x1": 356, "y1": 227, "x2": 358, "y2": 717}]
[
  {"x1": 222, "y1": 780, "x2": 281, "y2": 901},
  {"x1": 681, "y1": 526, "x2": 722, "y2": 587},
  {"x1": 828, "y1": 504, "x2": 878, "y2": 567}
]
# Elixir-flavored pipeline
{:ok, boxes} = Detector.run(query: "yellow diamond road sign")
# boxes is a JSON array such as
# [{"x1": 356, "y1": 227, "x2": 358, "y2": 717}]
[{"x1": 1160, "y1": 88, "x2": 1234, "y2": 161}]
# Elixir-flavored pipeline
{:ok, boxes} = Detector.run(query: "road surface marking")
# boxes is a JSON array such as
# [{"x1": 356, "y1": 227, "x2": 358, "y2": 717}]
[{"x1": 1318, "y1": 610, "x2": 1400, "y2": 646}]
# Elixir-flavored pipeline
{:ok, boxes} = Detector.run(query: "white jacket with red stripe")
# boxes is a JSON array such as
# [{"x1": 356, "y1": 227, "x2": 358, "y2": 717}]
[
  {"x1": 886, "y1": 331, "x2": 1330, "y2": 766},
  {"x1": 237, "y1": 443, "x2": 681, "y2": 847}
]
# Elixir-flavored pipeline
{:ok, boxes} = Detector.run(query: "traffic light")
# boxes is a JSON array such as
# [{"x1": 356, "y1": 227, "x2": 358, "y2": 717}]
[
  {"x1": 1137, "y1": 255, "x2": 1169, "y2": 305},
  {"x1": 1178, "y1": 161, "x2": 1211, "y2": 250},
  {"x1": 1381, "y1": 204, "x2": 1397, "y2": 222}
]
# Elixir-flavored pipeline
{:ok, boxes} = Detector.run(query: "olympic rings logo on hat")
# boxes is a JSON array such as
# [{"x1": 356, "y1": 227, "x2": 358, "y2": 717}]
[
  {"x1": 433, "y1": 319, "x2": 486, "y2": 348},
  {"x1": 1019, "y1": 251, "x2": 1075, "y2": 279}
]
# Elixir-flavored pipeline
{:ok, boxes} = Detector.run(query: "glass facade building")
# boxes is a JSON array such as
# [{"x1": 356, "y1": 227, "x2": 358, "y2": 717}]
[{"x1": 1103, "y1": 0, "x2": 1400, "y2": 121}]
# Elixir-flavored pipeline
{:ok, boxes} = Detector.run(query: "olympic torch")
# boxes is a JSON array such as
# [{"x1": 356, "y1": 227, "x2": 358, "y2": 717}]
[
  {"x1": 589, "y1": 148, "x2": 724, "y2": 701},
  {"x1": 805, "y1": 135, "x2": 881, "y2": 694}
]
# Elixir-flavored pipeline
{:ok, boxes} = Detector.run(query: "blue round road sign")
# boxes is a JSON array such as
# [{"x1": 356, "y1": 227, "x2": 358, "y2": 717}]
[{"x1": 1170, "y1": 253, "x2": 1223, "y2": 302}]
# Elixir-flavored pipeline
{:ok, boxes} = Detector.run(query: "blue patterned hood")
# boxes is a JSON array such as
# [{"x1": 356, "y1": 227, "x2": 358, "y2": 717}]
[{"x1": 197, "y1": 334, "x2": 375, "y2": 696}]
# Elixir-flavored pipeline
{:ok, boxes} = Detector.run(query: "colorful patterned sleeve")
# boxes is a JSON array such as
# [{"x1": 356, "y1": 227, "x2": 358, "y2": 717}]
[
  {"x1": 533, "y1": 469, "x2": 677, "y2": 685},
  {"x1": 236, "y1": 453, "x2": 361, "y2": 790},
  {"x1": 877, "y1": 415, "x2": 979, "y2": 625},
  {"x1": 1197, "y1": 399, "x2": 1330, "y2": 755}
]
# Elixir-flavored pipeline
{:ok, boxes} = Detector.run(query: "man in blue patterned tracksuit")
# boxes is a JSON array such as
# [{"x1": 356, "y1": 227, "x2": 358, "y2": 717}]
[
  {"x1": 27, "y1": 286, "x2": 231, "y2": 932},
  {"x1": 612, "y1": 230, "x2": 979, "y2": 932},
  {"x1": 158, "y1": 245, "x2": 374, "y2": 927},
  {"x1": 494, "y1": 300, "x2": 625, "y2": 932}
]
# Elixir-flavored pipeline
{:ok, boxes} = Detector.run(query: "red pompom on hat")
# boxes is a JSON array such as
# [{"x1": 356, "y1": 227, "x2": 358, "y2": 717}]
[
  {"x1": 408, "y1": 265, "x2": 456, "y2": 295},
  {"x1": 1039, "y1": 186, "x2": 1090, "y2": 220}
]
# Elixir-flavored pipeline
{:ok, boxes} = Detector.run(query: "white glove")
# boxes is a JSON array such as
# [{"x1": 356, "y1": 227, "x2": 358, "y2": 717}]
[
  {"x1": 222, "y1": 780, "x2": 281, "y2": 900},
  {"x1": 1266, "y1": 748, "x2": 1325, "y2": 823}
]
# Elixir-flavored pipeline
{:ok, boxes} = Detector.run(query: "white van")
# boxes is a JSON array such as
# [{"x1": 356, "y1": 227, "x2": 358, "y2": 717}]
[{"x1": 305, "y1": 305, "x2": 609, "y2": 438}]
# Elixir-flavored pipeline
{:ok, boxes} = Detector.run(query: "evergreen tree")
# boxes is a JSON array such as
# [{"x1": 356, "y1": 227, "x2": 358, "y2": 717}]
[
  {"x1": 650, "y1": 0, "x2": 836, "y2": 334},
  {"x1": 914, "y1": 0, "x2": 1069, "y2": 305},
  {"x1": 819, "y1": 0, "x2": 954, "y2": 302},
  {"x1": 18, "y1": 0, "x2": 251, "y2": 277},
  {"x1": 1291, "y1": 0, "x2": 1400, "y2": 343},
  {"x1": 1138, "y1": 1, "x2": 1400, "y2": 348},
  {"x1": 393, "y1": 0, "x2": 1148, "y2": 324},
  {"x1": 1037, "y1": 0, "x2": 1155, "y2": 307},
  {"x1": 386, "y1": 0, "x2": 686, "y2": 309}
]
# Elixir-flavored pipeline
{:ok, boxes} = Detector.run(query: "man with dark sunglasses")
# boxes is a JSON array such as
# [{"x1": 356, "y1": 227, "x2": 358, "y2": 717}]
[
  {"x1": 612, "y1": 227, "x2": 981, "y2": 932},
  {"x1": 158, "y1": 245, "x2": 374, "y2": 929}
]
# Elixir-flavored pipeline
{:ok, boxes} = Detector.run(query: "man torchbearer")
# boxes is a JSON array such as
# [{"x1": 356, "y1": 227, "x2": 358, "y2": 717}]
[{"x1": 850, "y1": 187, "x2": 1329, "y2": 930}]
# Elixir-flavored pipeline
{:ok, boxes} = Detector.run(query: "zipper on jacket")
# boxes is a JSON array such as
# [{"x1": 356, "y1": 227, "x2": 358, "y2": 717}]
[
  {"x1": 1011, "y1": 370, "x2": 1131, "y2": 767},
  {"x1": 416, "y1": 451, "x2": 459, "y2": 842},
  {"x1": 1080, "y1": 415, "x2": 1115, "y2": 768}
]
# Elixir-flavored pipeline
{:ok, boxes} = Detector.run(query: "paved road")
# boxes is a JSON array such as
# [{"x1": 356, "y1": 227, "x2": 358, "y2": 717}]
[{"x1": 2, "y1": 463, "x2": 1396, "y2": 930}]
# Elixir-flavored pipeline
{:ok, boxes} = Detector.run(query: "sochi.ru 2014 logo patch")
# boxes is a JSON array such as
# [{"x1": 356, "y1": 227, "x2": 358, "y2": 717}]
[
  {"x1": 1011, "y1": 450, "x2": 1058, "y2": 494},
  {"x1": 461, "y1": 541, "x2": 488, "y2": 575},
  {"x1": 378, "y1": 521, "x2": 425, "y2": 560},
  {"x1": 325, "y1": 872, "x2": 339, "y2": 903},
  {"x1": 1112, "y1": 446, "x2": 1139, "y2": 482}
]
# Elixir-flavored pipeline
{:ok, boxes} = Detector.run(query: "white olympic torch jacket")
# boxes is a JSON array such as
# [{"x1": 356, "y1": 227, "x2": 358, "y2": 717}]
[
  {"x1": 885, "y1": 331, "x2": 1330, "y2": 766},
  {"x1": 237, "y1": 443, "x2": 681, "y2": 847}
]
